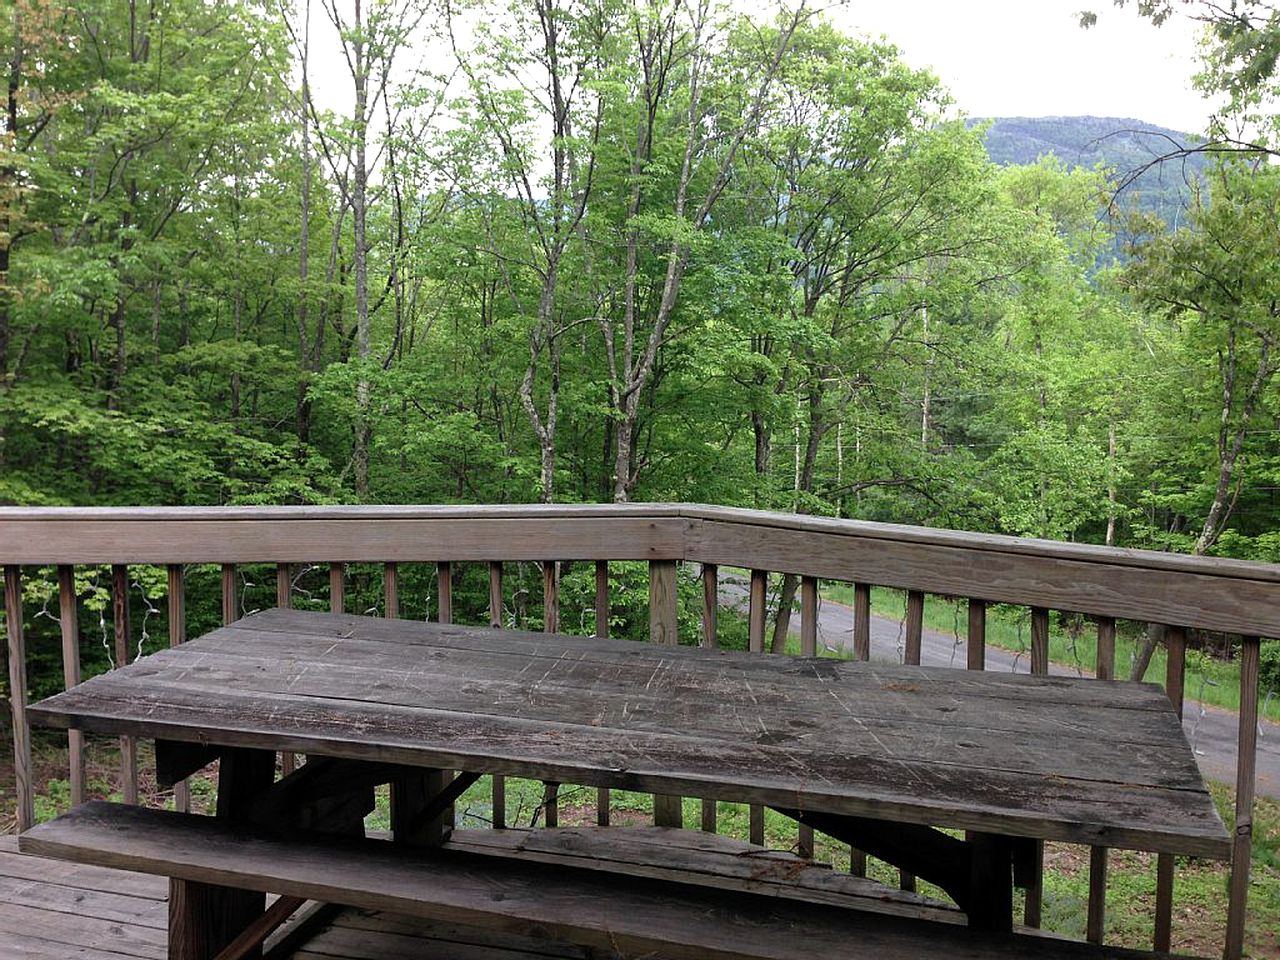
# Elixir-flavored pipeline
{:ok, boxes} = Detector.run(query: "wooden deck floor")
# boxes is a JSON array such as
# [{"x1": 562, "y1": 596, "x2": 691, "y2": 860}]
[{"x1": 0, "y1": 835, "x2": 595, "y2": 960}]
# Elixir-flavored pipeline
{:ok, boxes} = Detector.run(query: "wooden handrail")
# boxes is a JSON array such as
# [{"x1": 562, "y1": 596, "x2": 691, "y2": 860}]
[{"x1": 0, "y1": 503, "x2": 1270, "y2": 960}]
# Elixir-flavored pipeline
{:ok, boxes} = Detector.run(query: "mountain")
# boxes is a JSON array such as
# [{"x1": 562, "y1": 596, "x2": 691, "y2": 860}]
[{"x1": 973, "y1": 116, "x2": 1211, "y2": 228}]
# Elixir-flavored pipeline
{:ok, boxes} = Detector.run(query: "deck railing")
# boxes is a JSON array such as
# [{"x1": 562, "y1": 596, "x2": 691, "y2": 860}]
[{"x1": 0, "y1": 503, "x2": 1270, "y2": 959}]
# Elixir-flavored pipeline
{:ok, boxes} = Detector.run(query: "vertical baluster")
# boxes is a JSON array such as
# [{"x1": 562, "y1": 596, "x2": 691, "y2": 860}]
[
  {"x1": 1225, "y1": 636, "x2": 1261, "y2": 960},
  {"x1": 904, "y1": 591, "x2": 924, "y2": 669},
  {"x1": 700, "y1": 563, "x2": 719, "y2": 833},
  {"x1": 276, "y1": 563, "x2": 298, "y2": 776},
  {"x1": 329, "y1": 563, "x2": 345, "y2": 613},
  {"x1": 748, "y1": 569, "x2": 767, "y2": 846},
  {"x1": 112, "y1": 564, "x2": 138, "y2": 805},
  {"x1": 593, "y1": 560, "x2": 611, "y2": 825},
  {"x1": 221, "y1": 564, "x2": 237, "y2": 625},
  {"x1": 849, "y1": 582, "x2": 871, "y2": 876},
  {"x1": 488, "y1": 561, "x2": 507, "y2": 829},
  {"x1": 595, "y1": 561, "x2": 609, "y2": 639},
  {"x1": 542, "y1": 560, "x2": 559, "y2": 826},
  {"x1": 1087, "y1": 616, "x2": 1117, "y2": 944},
  {"x1": 852, "y1": 583, "x2": 871, "y2": 661},
  {"x1": 543, "y1": 561, "x2": 559, "y2": 633},
  {"x1": 166, "y1": 565, "x2": 190, "y2": 813},
  {"x1": 797, "y1": 576, "x2": 818, "y2": 858},
  {"x1": 1154, "y1": 625, "x2": 1187, "y2": 952},
  {"x1": 701, "y1": 563, "x2": 718, "y2": 648},
  {"x1": 383, "y1": 562, "x2": 398, "y2": 619},
  {"x1": 490, "y1": 562, "x2": 504, "y2": 629},
  {"x1": 650, "y1": 560, "x2": 682, "y2": 829},
  {"x1": 967, "y1": 599, "x2": 986, "y2": 670},
  {"x1": 4, "y1": 566, "x2": 33, "y2": 832},
  {"x1": 57, "y1": 565, "x2": 86, "y2": 807},
  {"x1": 748, "y1": 570, "x2": 767, "y2": 653},
  {"x1": 437, "y1": 562, "x2": 453, "y2": 624},
  {"x1": 896, "y1": 593, "x2": 926, "y2": 896},
  {"x1": 900, "y1": 590, "x2": 924, "y2": 891},
  {"x1": 1024, "y1": 606, "x2": 1051, "y2": 929}
]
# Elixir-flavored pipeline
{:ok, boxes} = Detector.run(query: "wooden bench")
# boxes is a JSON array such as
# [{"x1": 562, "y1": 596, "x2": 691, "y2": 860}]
[{"x1": 20, "y1": 802, "x2": 1178, "y2": 960}]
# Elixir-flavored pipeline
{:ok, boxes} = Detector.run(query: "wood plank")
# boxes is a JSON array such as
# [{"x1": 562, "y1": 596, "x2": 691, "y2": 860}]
[
  {"x1": 853, "y1": 584, "x2": 871, "y2": 661},
  {"x1": 445, "y1": 826, "x2": 957, "y2": 924},
  {"x1": 0, "y1": 848, "x2": 168, "y2": 900},
  {"x1": 0, "y1": 901, "x2": 165, "y2": 959},
  {"x1": 58, "y1": 564, "x2": 86, "y2": 807},
  {"x1": 0, "y1": 872, "x2": 167, "y2": 929},
  {"x1": 686, "y1": 516, "x2": 1280, "y2": 637},
  {"x1": 0, "y1": 513, "x2": 688, "y2": 564},
  {"x1": 5, "y1": 565, "x2": 33, "y2": 832},
  {"x1": 21, "y1": 802, "x2": 1169, "y2": 960},
  {"x1": 26, "y1": 612, "x2": 1228, "y2": 857}
]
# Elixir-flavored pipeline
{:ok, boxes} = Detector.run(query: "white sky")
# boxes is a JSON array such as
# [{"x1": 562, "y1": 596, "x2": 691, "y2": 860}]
[{"x1": 307, "y1": 0, "x2": 1217, "y2": 135}]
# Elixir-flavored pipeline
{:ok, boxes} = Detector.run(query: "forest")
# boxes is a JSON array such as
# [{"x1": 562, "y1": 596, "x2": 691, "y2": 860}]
[{"x1": 5, "y1": 2, "x2": 1280, "y2": 592}]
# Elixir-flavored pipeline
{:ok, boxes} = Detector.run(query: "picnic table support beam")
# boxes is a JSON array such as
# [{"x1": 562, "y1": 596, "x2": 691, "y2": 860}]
[{"x1": 171, "y1": 747, "x2": 275, "y2": 960}]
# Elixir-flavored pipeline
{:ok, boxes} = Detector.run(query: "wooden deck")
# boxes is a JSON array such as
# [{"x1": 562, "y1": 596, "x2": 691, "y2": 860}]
[{"x1": 0, "y1": 834, "x2": 597, "y2": 960}]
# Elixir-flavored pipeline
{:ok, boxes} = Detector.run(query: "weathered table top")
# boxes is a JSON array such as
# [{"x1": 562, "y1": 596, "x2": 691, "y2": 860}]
[{"x1": 28, "y1": 608, "x2": 1229, "y2": 857}]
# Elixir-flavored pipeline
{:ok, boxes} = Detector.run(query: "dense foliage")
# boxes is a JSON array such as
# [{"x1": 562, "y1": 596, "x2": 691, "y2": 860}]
[{"x1": 4, "y1": 1, "x2": 1280, "y2": 584}]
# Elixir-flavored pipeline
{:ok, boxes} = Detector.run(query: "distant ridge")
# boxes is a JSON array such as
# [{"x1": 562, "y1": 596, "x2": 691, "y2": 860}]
[{"x1": 972, "y1": 115, "x2": 1210, "y2": 226}]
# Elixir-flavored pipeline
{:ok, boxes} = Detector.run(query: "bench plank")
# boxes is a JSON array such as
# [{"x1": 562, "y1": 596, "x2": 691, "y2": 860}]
[{"x1": 23, "y1": 802, "x2": 1180, "y2": 960}]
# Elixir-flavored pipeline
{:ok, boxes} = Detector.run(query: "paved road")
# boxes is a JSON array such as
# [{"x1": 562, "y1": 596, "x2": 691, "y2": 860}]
[{"x1": 720, "y1": 576, "x2": 1280, "y2": 799}]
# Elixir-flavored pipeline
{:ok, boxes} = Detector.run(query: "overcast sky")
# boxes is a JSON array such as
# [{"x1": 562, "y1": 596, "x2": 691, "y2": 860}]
[{"x1": 308, "y1": 0, "x2": 1216, "y2": 135}]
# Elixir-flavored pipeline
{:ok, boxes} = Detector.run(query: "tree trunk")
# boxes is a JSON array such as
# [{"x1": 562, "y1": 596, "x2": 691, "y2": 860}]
[
  {"x1": 351, "y1": 0, "x2": 371, "y2": 498},
  {"x1": 296, "y1": 0, "x2": 313, "y2": 446}
]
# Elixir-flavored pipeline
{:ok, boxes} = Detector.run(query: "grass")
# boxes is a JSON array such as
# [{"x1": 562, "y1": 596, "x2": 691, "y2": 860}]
[{"x1": 815, "y1": 582, "x2": 1280, "y2": 724}]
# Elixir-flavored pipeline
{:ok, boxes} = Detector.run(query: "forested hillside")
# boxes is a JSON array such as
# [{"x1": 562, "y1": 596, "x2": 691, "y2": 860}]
[
  {"x1": 978, "y1": 116, "x2": 1210, "y2": 225},
  {"x1": 2, "y1": 0, "x2": 1278, "y2": 572}
]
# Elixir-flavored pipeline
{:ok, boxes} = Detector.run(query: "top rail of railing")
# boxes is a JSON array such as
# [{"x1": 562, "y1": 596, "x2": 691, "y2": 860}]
[{"x1": 2, "y1": 504, "x2": 1279, "y2": 636}]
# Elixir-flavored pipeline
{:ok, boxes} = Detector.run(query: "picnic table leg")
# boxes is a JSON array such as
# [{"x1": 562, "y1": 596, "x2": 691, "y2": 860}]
[
  {"x1": 966, "y1": 833, "x2": 1015, "y2": 933},
  {"x1": 170, "y1": 747, "x2": 276, "y2": 960},
  {"x1": 391, "y1": 768, "x2": 453, "y2": 846}
]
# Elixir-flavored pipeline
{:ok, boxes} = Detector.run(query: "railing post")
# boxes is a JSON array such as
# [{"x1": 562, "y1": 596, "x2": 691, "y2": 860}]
[
  {"x1": 57, "y1": 564, "x2": 86, "y2": 808},
  {"x1": 747, "y1": 569, "x2": 767, "y2": 845},
  {"x1": 1224, "y1": 635, "x2": 1260, "y2": 960},
  {"x1": 1025, "y1": 606, "x2": 1051, "y2": 928},
  {"x1": 650, "y1": 559, "x2": 682, "y2": 828},
  {"x1": 542, "y1": 561, "x2": 559, "y2": 634},
  {"x1": 4, "y1": 566, "x2": 33, "y2": 831},
  {"x1": 276, "y1": 563, "x2": 292, "y2": 610},
  {"x1": 488, "y1": 561, "x2": 506, "y2": 829},
  {"x1": 1087, "y1": 616, "x2": 1117, "y2": 944},
  {"x1": 1155, "y1": 625, "x2": 1187, "y2": 953},
  {"x1": 167, "y1": 564, "x2": 190, "y2": 813},
  {"x1": 112, "y1": 564, "x2": 138, "y2": 805},
  {"x1": 904, "y1": 591, "x2": 924, "y2": 667},
  {"x1": 701, "y1": 563, "x2": 718, "y2": 649}
]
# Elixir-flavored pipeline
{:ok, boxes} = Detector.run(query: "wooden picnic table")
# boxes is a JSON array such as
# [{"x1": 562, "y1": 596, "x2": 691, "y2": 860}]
[{"x1": 22, "y1": 607, "x2": 1230, "y2": 957}]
